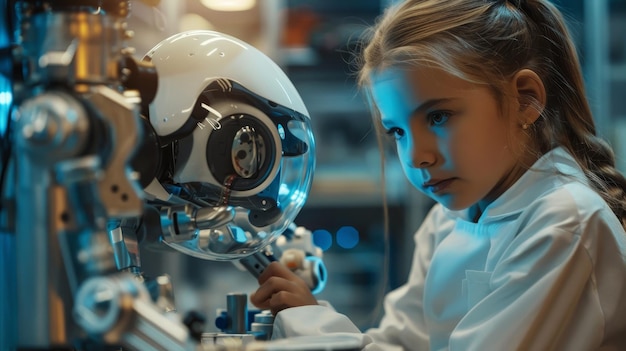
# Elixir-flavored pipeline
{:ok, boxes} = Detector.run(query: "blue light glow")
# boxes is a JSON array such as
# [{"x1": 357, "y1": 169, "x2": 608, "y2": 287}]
[
  {"x1": 312, "y1": 229, "x2": 332, "y2": 251},
  {"x1": 0, "y1": 91, "x2": 10, "y2": 105},
  {"x1": 0, "y1": 77, "x2": 11, "y2": 136},
  {"x1": 336, "y1": 226, "x2": 359, "y2": 249}
]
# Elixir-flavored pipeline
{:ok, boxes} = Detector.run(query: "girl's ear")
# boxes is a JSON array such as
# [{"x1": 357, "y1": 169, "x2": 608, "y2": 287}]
[{"x1": 511, "y1": 69, "x2": 546, "y2": 125}]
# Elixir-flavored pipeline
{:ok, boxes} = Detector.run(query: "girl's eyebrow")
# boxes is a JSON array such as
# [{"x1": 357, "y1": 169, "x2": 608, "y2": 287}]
[
  {"x1": 411, "y1": 98, "x2": 457, "y2": 116},
  {"x1": 380, "y1": 97, "x2": 457, "y2": 127}
]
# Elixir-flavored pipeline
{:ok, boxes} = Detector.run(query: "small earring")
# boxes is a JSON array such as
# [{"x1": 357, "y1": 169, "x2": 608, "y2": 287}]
[{"x1": 522, "y1": 123, "x2": 529, "y2": 130}]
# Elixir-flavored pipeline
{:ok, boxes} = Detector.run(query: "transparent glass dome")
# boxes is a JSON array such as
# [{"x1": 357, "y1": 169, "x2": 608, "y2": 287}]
[{"x1": 143, "y1": 30, "x2": 315, "y2": 260}]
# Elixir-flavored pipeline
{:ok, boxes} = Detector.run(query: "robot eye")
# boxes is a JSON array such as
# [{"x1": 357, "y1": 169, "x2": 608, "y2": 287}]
[
  {"x1": 232, "y1": 125, "x2": 265, "y2": 178},
  {"x1": 206, "y1": 113, "x2": 276, "y2": 193}
]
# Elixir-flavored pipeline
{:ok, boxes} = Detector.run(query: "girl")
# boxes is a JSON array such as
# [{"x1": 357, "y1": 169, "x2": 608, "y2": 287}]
[{"x1": 250, "y1": 0, "x2": 626, "y2": 349}]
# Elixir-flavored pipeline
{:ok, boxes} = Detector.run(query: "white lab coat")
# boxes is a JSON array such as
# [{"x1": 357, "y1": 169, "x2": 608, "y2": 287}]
[{"x1": 271, "y1": 147, "x2": 626, "y2": 351}]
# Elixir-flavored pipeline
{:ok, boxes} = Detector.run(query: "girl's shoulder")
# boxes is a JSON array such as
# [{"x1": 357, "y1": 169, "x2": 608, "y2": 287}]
[
  {"x1": 517, "y1": 180, "x2": 624, "y2": 239},
  {"x1": 532, "y1": 180, "x2": 609, "y2": 218}
]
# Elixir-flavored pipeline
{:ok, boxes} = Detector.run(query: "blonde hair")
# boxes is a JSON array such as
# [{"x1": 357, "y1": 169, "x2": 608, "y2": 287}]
[{"x1": 357, "y1": 0, "x2": 626, "y2": 227}]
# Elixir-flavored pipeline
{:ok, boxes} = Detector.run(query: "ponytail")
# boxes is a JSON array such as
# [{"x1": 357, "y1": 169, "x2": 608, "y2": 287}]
[
  {"x1": 521, "y1": 0, "x2": 626, "y2": 228},
  {"x1": 357, "y1": 0, "x2": 626, "y2": 228}
]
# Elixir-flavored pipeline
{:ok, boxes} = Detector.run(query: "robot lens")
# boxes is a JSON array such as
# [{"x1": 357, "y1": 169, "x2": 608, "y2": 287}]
[
  {"x1": 232, "y1": 125, "x2": 264, "y2": 179},
  {"x1": 206, "y1": 114, "x2": 275, "y2": 192}
]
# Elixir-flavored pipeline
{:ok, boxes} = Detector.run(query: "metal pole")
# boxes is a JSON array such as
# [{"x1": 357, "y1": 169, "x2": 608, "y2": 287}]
[{"x1": 584, "y1": 0, "x2": 610, "y2": 139}]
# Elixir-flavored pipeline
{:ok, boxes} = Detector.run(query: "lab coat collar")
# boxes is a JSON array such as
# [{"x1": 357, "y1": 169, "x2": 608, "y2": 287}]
[{"x1": 447, "y1": 147, "x2": 587, "y2": 223}]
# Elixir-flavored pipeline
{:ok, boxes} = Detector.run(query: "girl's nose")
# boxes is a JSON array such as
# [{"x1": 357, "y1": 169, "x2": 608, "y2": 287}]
[
  {"x1": 407, "y1": 134, "x2": 436, "y2": 169},
  {"x1": 412, "y1": 150, "x2": 436, "y2": 168}
]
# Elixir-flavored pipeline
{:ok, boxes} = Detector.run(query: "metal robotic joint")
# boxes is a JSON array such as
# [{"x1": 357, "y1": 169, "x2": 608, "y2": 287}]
[
  {"x1": 73, "y1": 272, "x2": 198, "y2": 351},
  {"x1": 15, "y1": 90, "x2": 90, "y2": 162}
]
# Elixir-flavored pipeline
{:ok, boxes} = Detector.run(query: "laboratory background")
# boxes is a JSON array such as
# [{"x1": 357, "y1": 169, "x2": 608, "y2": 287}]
[
  {"x1": 127, "y1": 0, "x2": 626, "y2": 330},
  {"x1": 0, "y1": 0, "x2": 625, "y2": 349}
]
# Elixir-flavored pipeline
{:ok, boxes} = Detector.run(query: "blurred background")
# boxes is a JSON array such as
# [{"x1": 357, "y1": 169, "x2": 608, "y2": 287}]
[
  {"x1": 124, "y1": 0, "x2": 626, "y2": 331},
  {"x1": 127, "y1": 0, "x2": 626, "y2": 331},
  {"x1": 1, "y1": 0, "x2": 619, "y2": 333}
]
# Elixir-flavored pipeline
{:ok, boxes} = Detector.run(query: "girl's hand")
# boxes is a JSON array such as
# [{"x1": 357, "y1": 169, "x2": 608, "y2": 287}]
[{"x1": 250, "y1": 261, "x2": 319, "y2": 315}]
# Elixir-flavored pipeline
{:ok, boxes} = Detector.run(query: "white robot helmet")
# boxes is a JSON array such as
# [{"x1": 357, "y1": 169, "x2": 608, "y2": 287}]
[{"x1": 141, "y1": 30, "x2": 315, "y2": 260}]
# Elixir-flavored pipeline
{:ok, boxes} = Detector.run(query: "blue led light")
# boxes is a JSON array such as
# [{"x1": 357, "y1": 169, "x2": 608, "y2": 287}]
[
  {"x1": 0, "y1": 77, "x2": 11, "y2": 135},
  {"x1": 312, "y1": 229, "x2": 332, "y2": 251},
  {"x1": 336, "y1": 226, "x2": 359, "y2": 249}
]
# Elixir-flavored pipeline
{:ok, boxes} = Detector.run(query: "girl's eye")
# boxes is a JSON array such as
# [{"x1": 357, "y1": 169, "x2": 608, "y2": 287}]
[
  {"x1": 385, "y1": 127, "x2": 405, "y2": 140},
  {"x1": 428, "y1": 111, "x2": 450, "y2": 126}
]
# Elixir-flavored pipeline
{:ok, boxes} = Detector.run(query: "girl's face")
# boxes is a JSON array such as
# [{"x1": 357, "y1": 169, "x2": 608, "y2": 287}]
[{"x1": 371, "y1": 66, "x2": 531, "y2": 212}]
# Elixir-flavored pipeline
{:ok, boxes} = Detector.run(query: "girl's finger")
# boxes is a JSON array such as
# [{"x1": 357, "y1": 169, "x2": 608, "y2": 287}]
[{"x1": 257, "y1": 261, "x2": 299, "y2": 284}]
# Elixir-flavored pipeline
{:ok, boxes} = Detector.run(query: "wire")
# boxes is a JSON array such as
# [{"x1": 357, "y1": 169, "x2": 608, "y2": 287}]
[{"x1": 219, "y1": 174, "x2": 237, "y2": 206}]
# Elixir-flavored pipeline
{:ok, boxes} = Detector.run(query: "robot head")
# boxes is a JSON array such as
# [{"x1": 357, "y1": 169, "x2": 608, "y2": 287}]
[{"x1": 142, "y1": 30, "x2": 315, "y2": 260}]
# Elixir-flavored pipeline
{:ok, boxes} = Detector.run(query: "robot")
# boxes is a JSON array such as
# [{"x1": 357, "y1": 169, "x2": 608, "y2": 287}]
[
  {"x1": 0, "y1": 1, "x2": 321, "y2": 350},
  {"x1": 130, "y1": 29, "x2": 315, "y2": 262}
]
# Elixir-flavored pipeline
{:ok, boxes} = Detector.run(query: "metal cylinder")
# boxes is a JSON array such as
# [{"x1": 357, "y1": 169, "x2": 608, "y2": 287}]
[
  {"x1": 19, "y1": 10, "x2": 127, "y2": 88},
  {"x1": 226, "y1": 293, "x2": 248, "y2": 334}
]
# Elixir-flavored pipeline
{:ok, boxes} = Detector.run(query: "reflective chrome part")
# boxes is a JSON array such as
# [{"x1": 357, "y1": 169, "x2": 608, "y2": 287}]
[
  {"x1": 108, "y1": 224, "x2": 141, "y2": 272},
  {"x1": 14, "y1": 89, "x2": 101, "y2": 347},
  {"x1": 83, "y1": 86, "x2": 143, "y2": 218},
  {"x1": 74, "y1": 273, "x2": 192, "y2": 350},
  {"x1": 160, "y1": 204, "x2": 236, "y2": 244},
  {"x1": 6, "y1": 2, "x2": 184, "y2": 350},
  {"x1": 232, "y1": 126, "x2": 264, "y2": 179},
  {"x1": 153, "y1": 274, "x2": 177, "y2": 313},
  {"x1": 5, "y1": 2, "x2": 318, "y2": 348},
  {"x1": 19, "y1": 11, "x2": 126, "y2": 88},
  {"x1": 15, "y1": 90, "x2": 89, "y2": 161}
]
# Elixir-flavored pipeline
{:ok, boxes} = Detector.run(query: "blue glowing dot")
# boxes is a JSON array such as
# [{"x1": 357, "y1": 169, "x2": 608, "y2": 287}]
[
  {"x1": 277, "y1": 124, "x2": 286, "y2": 139},
  {"x1": 336, "y1": 226, "x2": 359, "y2": 249},
  {"x1": 312, "y1": 229, "x2": 333, "y2": 251}
]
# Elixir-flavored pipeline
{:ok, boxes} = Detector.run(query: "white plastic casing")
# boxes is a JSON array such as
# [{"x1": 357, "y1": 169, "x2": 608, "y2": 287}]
[
  {"x1": 142, "y1": 30, "x2": 316, "y2": 260},
  {"x1": 145, "y1": 30, "x2": 308, "y2": 137}
]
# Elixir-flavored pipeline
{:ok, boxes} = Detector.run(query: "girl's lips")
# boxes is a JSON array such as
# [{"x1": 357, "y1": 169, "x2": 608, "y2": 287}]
[{"x1": 424, "y1": 178, "x2": 455, "y2": 193}]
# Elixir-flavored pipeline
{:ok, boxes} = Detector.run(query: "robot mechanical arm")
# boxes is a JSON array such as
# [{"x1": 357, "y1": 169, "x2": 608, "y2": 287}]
[{"x1": 2, "y1": 1, "x2": 318, "y2": 349}]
